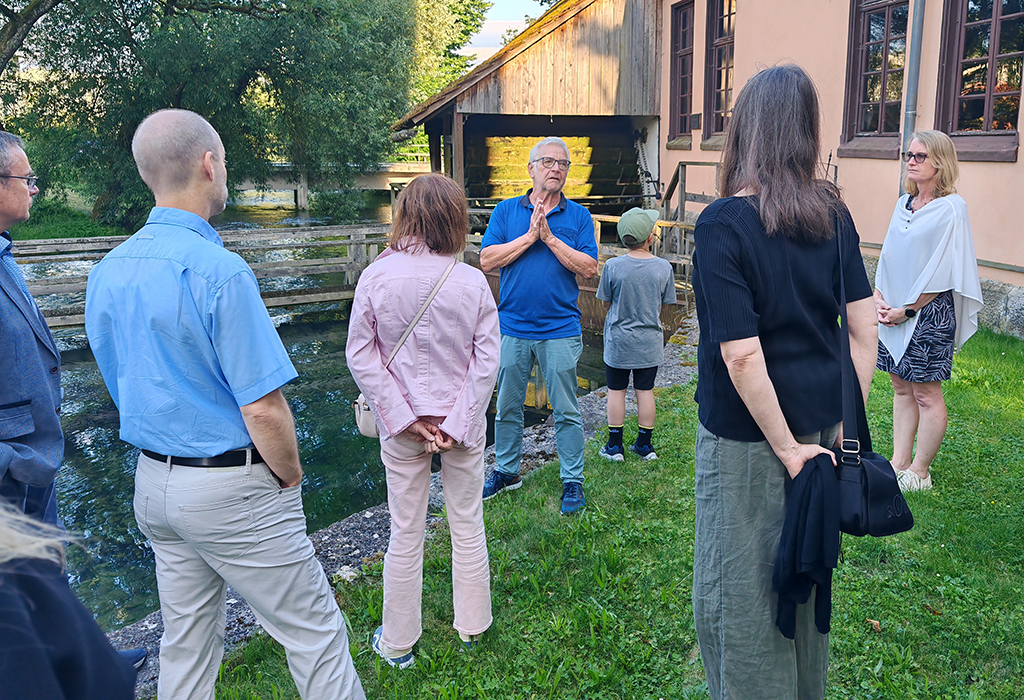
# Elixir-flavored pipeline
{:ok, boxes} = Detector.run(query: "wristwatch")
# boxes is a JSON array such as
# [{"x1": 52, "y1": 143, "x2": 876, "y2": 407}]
[{"x1": 903, "y1": 306, "x2": 917, "y2": 318}]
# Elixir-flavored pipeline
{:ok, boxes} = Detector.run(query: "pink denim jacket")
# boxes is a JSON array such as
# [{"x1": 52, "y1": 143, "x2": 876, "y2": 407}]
[{"x1": 346, "y1": 246, "x2": 500, "y2": 447}]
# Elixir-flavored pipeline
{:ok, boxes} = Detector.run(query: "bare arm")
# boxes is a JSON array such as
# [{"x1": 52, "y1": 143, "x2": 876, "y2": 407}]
[
  {"x1": 540, "y1": 231, "x2": 598, "y2": 278},
  {"x1": 847, "y1": 296, "x2": 879, "y2": 403},
  {"x1": 240, "y1": 389, "x2": 302, "y2": 488},
  {"x1": 721, "y1": 336, "x2": 836, "y2": 478},
  {"x1": 602, "y1": 300, "x2": 610, "y2": 310},
  {"x1": 878, "y1": 291, "x2": 940, "y2": 327},
  {"x1": 479, "y1": 230, "x2": 538, "y2": 273}
]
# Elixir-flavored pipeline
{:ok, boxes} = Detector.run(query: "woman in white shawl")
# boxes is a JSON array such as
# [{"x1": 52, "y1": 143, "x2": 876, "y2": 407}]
[{"x1": 873, "y1": 130, "x2": 983, "y2": 492}]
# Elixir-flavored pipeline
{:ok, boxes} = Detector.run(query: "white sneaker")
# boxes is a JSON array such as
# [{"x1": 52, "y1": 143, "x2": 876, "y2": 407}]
[{"x1": 897, "y1": 469, "x2": 932, "y2": 492}]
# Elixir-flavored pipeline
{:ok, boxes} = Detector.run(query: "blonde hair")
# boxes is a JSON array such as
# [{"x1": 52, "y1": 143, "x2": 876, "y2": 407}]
[
  {"x1": 903, "y1": 130, "x2": 959, "y2": 198},
  {"x1": 0, "y1": 501, "x2": 67, "y2": 567}
]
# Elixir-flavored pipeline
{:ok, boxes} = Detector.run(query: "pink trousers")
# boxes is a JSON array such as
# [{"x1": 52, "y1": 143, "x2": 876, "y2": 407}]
[{"x1": 379, "y1": 434, "x2": 492, "y2": 650}]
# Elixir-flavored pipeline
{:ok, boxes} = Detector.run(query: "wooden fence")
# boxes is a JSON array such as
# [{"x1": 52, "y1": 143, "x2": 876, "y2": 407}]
[{"x1": 15, "y1": 224, "x2": 393, "y2": 328}]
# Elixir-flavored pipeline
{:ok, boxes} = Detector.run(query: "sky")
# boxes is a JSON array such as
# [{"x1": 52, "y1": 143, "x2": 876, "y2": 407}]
[{"x1": 462, "y1": 0, "x2": 548, "y2": 63}]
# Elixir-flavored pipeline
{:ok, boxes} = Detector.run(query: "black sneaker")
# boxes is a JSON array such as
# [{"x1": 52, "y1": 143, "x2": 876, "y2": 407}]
[
  {"x1": 560, "y1": 481, "x2": 585, "y2": 515},
  {"x1": 630, "y1": 443, "x2": 658, "y2": 461},
  {"x1": 482, "y1": 470, "x2": 522, "y2": 500},
  {"x1": 119, "y1": 647, "x2": 147, "y2": 671},
  {"x1": 599, "y1": 444, "x2": 625, "y2": 462}
]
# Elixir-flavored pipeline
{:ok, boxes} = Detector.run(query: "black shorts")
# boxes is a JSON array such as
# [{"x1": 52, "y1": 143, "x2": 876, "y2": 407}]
[{"x1": 606, "y1": 365, "x2": 658, "y2": 391}]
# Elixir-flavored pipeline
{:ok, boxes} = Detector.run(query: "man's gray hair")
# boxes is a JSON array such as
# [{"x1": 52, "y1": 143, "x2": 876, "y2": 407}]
[
  {"x1": 132, "y1": 109, "x2": 222, "y2": 195},
  {"x1": 529, "y1": 137, "x2": 570, "y2": 163},
  {"x1": 0, "y1": 131, "x2": 26, "y2": 176}
]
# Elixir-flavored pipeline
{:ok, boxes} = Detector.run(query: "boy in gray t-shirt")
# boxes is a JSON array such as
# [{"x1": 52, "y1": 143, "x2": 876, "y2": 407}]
[{"x1": 596, "y1": 208, "x2": 677, "y2": 461}]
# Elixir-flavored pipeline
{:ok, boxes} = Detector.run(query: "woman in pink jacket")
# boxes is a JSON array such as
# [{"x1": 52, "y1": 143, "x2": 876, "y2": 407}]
[{"x1": 346, "y1": 174, "x2": 500, "y2": 669}]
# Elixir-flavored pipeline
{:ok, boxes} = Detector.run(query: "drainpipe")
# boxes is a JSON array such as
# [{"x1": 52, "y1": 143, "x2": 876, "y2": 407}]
[{"x1": 901, "y1": 0, "x2": 927, "y2": 193}]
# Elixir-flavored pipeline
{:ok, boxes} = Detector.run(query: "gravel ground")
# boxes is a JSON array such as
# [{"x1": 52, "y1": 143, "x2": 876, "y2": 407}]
[{"x1": 110, "y1": 319, "x2": 700, "y2": 698}]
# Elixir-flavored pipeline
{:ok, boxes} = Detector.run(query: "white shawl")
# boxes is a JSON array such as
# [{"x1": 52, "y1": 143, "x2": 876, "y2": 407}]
[{"x1": 875, "y1": 193, "x2": 984, "y2": 366}]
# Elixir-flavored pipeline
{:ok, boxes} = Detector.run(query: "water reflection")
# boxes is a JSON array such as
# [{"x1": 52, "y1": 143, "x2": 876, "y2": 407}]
[{"x1": 57, "y1": 310, "x2": 606, "y2": 632}]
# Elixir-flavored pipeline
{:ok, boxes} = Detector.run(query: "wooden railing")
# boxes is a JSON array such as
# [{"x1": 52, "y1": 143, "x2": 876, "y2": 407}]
[
  {"x1": 15, "y1": 224, "x2": 392, "y2": 328},
  {"x1": 660, "y1": 160, "x2": 720, "y2": 224}
]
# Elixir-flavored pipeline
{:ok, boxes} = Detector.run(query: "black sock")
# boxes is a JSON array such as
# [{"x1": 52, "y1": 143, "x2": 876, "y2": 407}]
[
  {"x1": 636, "y1": 426, "x2": 653, "y2": 448},
  {"x1": 607, "y1": 426, "x2": 624, "y2": 448}
]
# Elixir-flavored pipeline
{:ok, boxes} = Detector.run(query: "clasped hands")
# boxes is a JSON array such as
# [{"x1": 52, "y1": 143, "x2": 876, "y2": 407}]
[
  {"x1": 402, "y1": 418, "x2": 455, "y2": 454},
  {"x1": 529, "y1": 201, "x2": 555, "y2": 244},
  {"x1": 873, "y1": 292, "x2": 906, "y2": 327}
]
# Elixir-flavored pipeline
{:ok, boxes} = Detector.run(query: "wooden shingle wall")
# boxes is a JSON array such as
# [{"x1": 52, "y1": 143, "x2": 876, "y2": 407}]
[{"x1": 457, "y1": 0, "x2": 660, "y2": 117}]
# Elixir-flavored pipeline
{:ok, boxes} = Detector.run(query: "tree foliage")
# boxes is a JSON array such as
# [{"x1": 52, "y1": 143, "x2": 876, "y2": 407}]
[
  {"x1": 409, "y1": 0, "x2": 489, "y2": 104},
  {"x1": 2, "y1": 0, "x2": 414, "y2": 228}
]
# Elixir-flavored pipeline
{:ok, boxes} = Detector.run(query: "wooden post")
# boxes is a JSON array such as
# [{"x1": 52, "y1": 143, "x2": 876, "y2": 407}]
[
  {"x1": 429, "y1": 131, "x2": 442, "y2": 173},
  {"x1": 452, "y1": 112, "x2": 465, "y2": 188},
  {"x1": 677, "y1": 162, "x2": 687, "y2": 223},
  {"x1": 592, "y1": 215, "x2": 601, "y2": 249}
]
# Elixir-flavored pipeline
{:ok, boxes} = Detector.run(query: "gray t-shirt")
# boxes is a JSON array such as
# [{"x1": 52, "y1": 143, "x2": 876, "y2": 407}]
[{"x1": 596, "y1": 254, "x2": 676, "y2": 369}]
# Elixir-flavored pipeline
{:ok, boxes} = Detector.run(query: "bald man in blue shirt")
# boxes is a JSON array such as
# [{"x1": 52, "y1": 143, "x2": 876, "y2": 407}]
[{"x1": 85, "y1": 110, "x2": 364, "y2": 700}]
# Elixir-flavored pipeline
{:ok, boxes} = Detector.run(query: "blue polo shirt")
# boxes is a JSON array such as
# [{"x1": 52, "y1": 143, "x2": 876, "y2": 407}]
[
  {"x1": 480, "y1": 191, "x2": 597, "y2": 339},
  {"x1": 85, "y1": 207, "x2": 298, "y2": 457}
]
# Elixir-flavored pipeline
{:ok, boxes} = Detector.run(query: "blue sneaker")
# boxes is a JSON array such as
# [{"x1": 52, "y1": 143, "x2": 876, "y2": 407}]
[
  {"x1": 119, "y1": 647, "x2": 147, "y2": 671},
  {"x1": 482, "y1": 470, "x2": 522, "y2": 500},
  {"x1": 599, "y1": 444, "x2": 624, "y2": 462},
  {"x1": 372, "y1": 626, "x2": 415, "y2": 669},
  {"x1": 560, "y1": 481, "x2": 585, "y2": 515},
  {"x1": 630, "y1": 443, "x2": 658, "y2": 461}
]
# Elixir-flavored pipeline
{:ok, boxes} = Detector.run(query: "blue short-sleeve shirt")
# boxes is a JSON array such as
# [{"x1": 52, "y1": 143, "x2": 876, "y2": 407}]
[
  {"x1": 85, "y1": 207, "x2": 298, "y2": 457},
  {"x1": 480, "y1": 191, "x2": 598, "y2": 339}
]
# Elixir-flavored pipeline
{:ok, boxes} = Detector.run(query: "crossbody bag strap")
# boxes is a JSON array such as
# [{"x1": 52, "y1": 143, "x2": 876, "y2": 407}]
[
  {"x1": 835, "y1": 214, "x2": 874, "y2": 458},
  {"x1": 384, "y1": 258, "x2": 458, "y2": 368}
]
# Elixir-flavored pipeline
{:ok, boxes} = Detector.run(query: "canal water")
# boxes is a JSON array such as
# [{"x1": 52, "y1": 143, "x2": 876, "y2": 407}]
[{"x1": 41, "y1": 195, "x2": 608, "y2": 632}]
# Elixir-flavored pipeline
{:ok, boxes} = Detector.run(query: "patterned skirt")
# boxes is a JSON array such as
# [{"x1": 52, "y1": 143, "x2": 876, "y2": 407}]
[{"x1": 877, "y1": 290, "x2": 956, "y2": 382}]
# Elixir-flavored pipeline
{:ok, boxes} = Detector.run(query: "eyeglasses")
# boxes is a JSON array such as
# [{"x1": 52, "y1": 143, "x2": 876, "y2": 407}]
[
  {"x1": 531, "y1": 157, "x2": 571, "y2": 172},
  {"x1": 902, "y1": 151, "x2": 928, "y2": 164},
  {"x1": 0, "y1": 174, "x2": 38, "y2": 188}
]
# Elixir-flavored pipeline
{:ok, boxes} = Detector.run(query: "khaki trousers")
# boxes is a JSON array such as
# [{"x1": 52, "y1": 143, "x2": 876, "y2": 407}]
[
  {"x1": 379, "y1": 434, "x2": 492, "y2": 650},
  {"x1": 693, "y1": 423, "x2": 839, "y2": 700},
  {"x1": 134, "y1": 453, "x2": 365, "y2": 700}
]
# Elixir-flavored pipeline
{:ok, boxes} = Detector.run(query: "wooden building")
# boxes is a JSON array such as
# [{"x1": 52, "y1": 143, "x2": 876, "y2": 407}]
[{"x1": 395, "y1": 0, "x2": 662, "y2": 211}]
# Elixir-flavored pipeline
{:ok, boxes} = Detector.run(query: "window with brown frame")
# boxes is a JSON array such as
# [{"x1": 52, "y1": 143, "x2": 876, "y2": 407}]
[
  {"x1": 936, "y1": 0, "x2": 1022, "y2": 161},
  {"x1": 703, "y1": 0, "x2": 735, "y2": 143},
  {"x1": 839, "y1": 0, "x2": 909, "y2": 159},
  {"x1": 669, "y1": 1, "x2": 696, "y2": 143}
]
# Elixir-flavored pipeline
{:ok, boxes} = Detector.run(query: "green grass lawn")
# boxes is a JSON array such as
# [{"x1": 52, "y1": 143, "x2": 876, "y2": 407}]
[
  {"x1": 213, "y1": 328, "x2": 1024, "y2": 699},
  {"x1": 10, "y1": 198, "x2": 125, "y2": 240}
]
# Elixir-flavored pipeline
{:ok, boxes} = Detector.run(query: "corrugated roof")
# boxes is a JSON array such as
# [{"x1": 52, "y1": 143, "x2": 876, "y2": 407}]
[{"x1": 394, "y1": 0, "x2": 600, "y2": 129}]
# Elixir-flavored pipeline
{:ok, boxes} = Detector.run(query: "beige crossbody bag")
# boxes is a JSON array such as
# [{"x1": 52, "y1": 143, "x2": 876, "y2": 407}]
[{"x1": 352, "y1": 258, "x2": 458, "y2": 438}]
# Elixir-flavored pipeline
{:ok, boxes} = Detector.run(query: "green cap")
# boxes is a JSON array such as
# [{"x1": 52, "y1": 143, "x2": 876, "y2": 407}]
[{"x1": 617, "y1": 208, "x2": 659, "y2": 246}]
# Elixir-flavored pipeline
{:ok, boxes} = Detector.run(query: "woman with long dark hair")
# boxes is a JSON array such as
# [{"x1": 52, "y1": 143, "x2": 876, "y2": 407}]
[
  {"x1": 346, "y1": 173, "x2": 500, "y2": 668},
  {"x1": 691, "y1": 64, "x2": 878, "y2": 699}
]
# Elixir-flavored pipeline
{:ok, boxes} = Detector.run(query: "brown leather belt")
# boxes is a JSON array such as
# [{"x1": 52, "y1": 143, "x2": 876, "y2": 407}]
[{"x1": 141, "y1": 448, "x2": 263, "y2": 468}]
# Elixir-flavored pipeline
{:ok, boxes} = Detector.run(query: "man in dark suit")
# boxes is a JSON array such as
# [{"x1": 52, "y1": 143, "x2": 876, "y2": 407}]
[
  {"x1": 0, "y1": 131, "x2": 147, "y2": 671},
  {"x1": 0, "y1": 131, "x2": 62, "y2": 526}
]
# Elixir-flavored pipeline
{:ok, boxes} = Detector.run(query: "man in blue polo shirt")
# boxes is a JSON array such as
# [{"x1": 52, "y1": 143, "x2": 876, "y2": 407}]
[
  {"x1": 85, "y1": 110, "x2": 364, "y2": 700},
  {"x1": 479, "y1": 136, "x2": 598, "y2": 515}
]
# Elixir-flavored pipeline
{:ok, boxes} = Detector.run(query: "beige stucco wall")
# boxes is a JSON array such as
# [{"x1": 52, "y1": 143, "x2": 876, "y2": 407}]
[{"x1": 659, "y1": 0, "x2": 1024, "y2": 286}]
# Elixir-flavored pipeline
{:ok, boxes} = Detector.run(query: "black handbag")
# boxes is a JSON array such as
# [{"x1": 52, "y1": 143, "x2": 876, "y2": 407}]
[{"x1": 834, "y1": 223, "x2": 914, "y2": 538}]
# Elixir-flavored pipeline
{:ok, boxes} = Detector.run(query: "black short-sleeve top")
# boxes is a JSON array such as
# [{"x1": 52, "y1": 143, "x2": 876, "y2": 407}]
[{"x1": 692, "y1": 195, "x2": 873, "y2": 442}]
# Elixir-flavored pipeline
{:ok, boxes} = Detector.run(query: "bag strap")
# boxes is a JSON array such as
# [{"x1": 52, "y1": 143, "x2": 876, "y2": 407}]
[
  {"x1": 385, "y1": 258, "x2": 458, "y2": 368},
  {"x1": 835, "y1": 216, "x2": 874, "y2": 458}
]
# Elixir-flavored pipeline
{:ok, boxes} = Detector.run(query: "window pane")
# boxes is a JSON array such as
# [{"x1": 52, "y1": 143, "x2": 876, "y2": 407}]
[
  {"x1": 967, "y1": 0, "x2": 994, "y2": 21},
  {"x1": 993, "y1": 94, "x2": 1021, "y2": 128},
  {"x1": 961, "y1": 62, "x2": 989, "y2": 94},
  {"x1": 863, "y1": 74, "x2": 882, "y2": 102},
  {"x1": 1004, "y1": 0, "x2": 1024, "y2": 15},
  {"x1": 868, "y1": 12, "x2": 886, "y2": 42},
  {"x1": 891, "y1": 3, "x2": 909, "y2": 37},
  {"x1": 719, "y1": 0, "x2": 736, "y2": 38},
  {"x1": 860, "y1": 105, "x2": 880, "y2": 132},
  {"x1": 889, "y1": 38, "x2": 907, "y2": 69},
  {"x1": 887, "y1": 71, "x2": 905, "y2": 101},
  {"x1": 866, "y1": 43, "x2": 884, "y2": 71},
  {"x1": 963, "y1": 24, "x2": 992, "y2": 60},
  {"x1": 884, "y1": 102, "x2": 902, "y2": 132},
  {"x1": 996, "y1": 55, "x2": 1022, "y2": 91},
  {"x1": 1000, "y1": 17, "x2": 1024, "y2": 54},
  {"x1": 957, "y1": 98, "x2": 986, "y2": 129}
]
